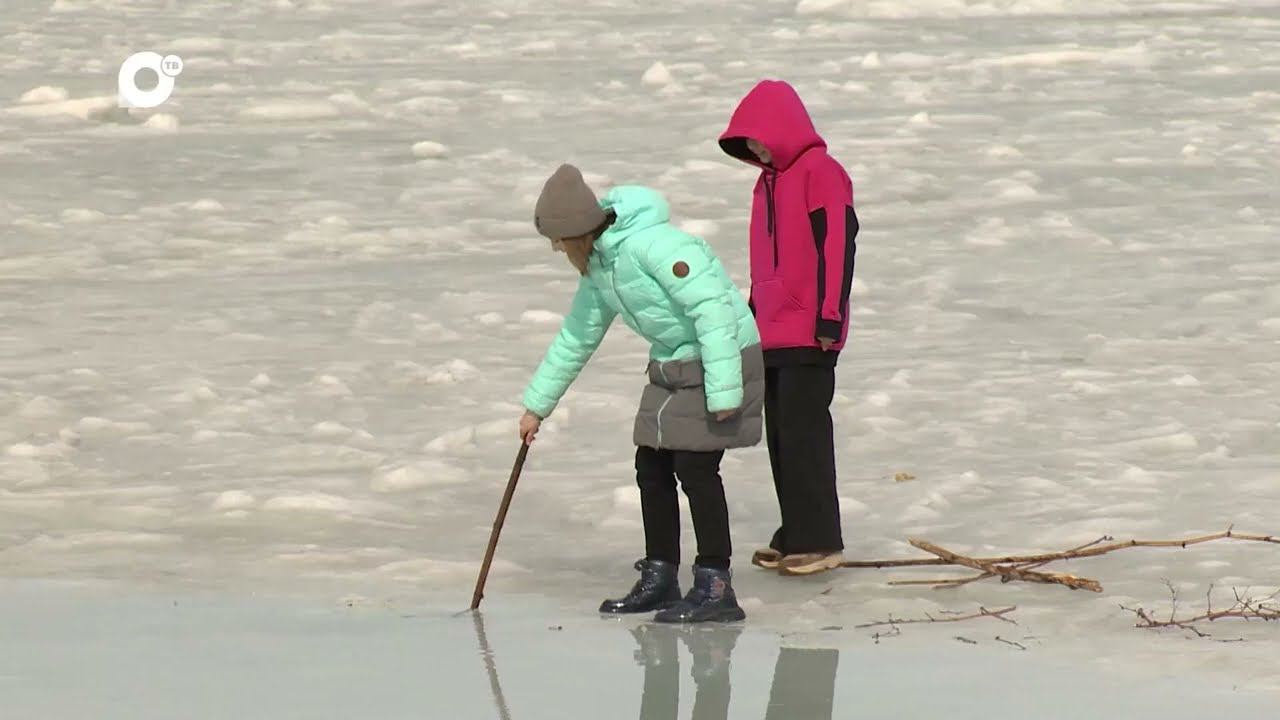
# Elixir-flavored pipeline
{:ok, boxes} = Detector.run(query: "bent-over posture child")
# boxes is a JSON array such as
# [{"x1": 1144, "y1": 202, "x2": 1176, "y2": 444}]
[{"x1": 519, "y1": 164, "x2": 764, "y2": 623}]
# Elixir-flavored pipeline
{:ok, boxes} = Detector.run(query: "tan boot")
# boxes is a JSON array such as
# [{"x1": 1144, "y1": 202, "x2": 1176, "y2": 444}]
[
  {"x1": 750, "y1": 547, "x2": 783, "y2": 570},
  {"x1": 777, "y1": 552, "x2": 844, "y2": 577}
]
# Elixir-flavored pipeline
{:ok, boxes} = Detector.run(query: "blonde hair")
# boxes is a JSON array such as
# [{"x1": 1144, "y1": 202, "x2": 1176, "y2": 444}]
[
  {"x1": 561, "y1": 237, "x2": 594, "y2": 275},
  {"x1": 555, "y1": 211, "x2": 615, "y2": 276}
]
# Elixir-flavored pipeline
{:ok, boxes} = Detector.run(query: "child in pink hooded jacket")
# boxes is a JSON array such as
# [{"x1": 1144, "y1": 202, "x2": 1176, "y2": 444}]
[{"x1": 719, "y1": 79, "x2": 858, "y2": 576}]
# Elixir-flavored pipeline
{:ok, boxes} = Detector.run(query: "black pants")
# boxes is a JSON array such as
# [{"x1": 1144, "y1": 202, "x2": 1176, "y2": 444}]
[
  {"x1": 765, "y1": 365, "x2": 844, "y2": 554},
  {"x1": 636, "y1": 447, "x2": 731, "y2": 569}
]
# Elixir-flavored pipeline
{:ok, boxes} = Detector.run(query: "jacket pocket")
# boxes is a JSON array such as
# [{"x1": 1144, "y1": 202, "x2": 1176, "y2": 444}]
[{"x1": 751, "y1": 278, "x2": 805, "y2": 323}]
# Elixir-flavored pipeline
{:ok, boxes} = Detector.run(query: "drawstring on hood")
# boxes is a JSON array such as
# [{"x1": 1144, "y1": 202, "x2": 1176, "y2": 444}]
[{"x1": 763, "y1": 168, "x2": 778, "y2": 267}]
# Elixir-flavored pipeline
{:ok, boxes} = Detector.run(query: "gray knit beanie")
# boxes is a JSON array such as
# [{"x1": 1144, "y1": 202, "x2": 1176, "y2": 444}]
[{"x1": 534, "y1": 164, "x2": 607, "y2": 240}]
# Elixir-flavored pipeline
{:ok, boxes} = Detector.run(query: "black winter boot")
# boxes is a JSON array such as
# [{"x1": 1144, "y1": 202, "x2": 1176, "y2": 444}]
[
  {"x1": 599, "y1": 559, "x2": 682, "y2": 614},
  {"x1": 653, "y1": 565, "x2": 746, "y2": 624}
]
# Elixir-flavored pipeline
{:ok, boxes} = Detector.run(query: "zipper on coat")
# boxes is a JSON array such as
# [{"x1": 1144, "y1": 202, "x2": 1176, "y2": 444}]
[
  {"x1": 764, "y1": 169, "x2": 779, "y2": 269},
  {"x1": 610, "y1": 269, "x2": 640, "y2": 326},
  {"x1": 654, "y1": 393, "x2": 674, "y2": 448},
  {"x1": 598, "y1": 255, "x2": 639, "y2": 327}
]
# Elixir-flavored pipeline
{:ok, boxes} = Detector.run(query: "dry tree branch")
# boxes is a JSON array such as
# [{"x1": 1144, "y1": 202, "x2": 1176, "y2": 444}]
[
  {"x1": 842, "y1": 527, "x2": 1278, "y2": 571},
  {"x1": 843, "y1": 527, "x2": 1279, "y2": 594},
  {"x1": 910, "y1": 540, "x2": 1104, "y2": 592},
  {"x1": 1121, "y1": 586, "x2": 1280, "y2": 641},
  {"x1": 888, "y1": 536, "x2": 1115, "y2": 590},
  {"x1": 854, "y1": 606, "x2": 1017, "y2": 630}
]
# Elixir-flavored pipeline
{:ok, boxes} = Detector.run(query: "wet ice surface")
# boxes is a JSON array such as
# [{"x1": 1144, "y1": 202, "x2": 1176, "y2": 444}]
[
  {"x1": 2, "y1": 0, "x2": 1280, "y2": 700},
  {"x1": 2, "y1": 581, "x2": 1274, "y2": 720}
]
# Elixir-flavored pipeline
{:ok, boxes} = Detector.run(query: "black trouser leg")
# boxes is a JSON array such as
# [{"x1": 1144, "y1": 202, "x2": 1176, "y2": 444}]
[
  {"x1": 672, "y1": 450, "x2": 731, "y2": 570},
  {"x1": 764, "y1": 365, "x2": 844, "y2": 554},
  {"x1": 638, "y1": 447, "x2": 732, "y2": 569},
  {"x1": 636, "y1": 446, "x2": 680, "y2": 565},
  {"x1": 765, "y1": 366, "x2": 787, "y2": 553}
]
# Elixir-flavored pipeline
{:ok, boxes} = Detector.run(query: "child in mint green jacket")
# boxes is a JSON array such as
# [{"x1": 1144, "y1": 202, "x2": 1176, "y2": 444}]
[{"x1": 518, "y1": 164, "x2": 763, "y2": 623}]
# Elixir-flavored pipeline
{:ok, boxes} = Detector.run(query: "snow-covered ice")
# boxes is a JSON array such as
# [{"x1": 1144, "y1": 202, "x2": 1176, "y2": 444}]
[{"x1": 1, "y1": 0, "x2": 1279, "y2": 703}]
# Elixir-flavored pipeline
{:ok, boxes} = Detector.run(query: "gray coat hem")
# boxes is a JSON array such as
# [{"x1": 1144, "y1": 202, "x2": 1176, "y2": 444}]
[{"x1": 632, "y1": 344, "x2": 765, "y2": 452}]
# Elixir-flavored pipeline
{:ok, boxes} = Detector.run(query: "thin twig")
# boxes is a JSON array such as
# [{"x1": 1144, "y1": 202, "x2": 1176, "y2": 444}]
[
  {"x1": 854, "y1": 606, "x2": 1017, "y2": 629},
  {"x1": 843, "y1": 558, "x2": 952, "y2": 569},
  {"x1": 1164, "y1": 580, "x2": 1179, "y2": 624},
  {"x1": 994, "y1": 636, "x2": 1028, "y2": 651},
  {"x1": 872, "y1": 626, "x2": 902, "y2": 644},
  {"x1": 887, "y1": 578, "x2": 974, "y2": 587}
]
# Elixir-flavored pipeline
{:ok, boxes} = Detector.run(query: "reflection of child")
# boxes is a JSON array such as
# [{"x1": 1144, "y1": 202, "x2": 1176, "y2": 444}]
[
  {"x1": 518, "y1": 165, "x2": 763, "y2": 622},
  {"x1": 630, "y1": 624, "x2": 839, "y2": 720},
  {"x1": 719, "y1": 80, "x2": 859, "y2": 576}
]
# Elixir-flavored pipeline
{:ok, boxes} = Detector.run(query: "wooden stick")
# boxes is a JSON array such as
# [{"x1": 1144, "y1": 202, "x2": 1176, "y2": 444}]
[
  {"x1": 854, "y1": 606, "x2": 1017, "y2": 629},
  {"x1": 910, "y1": 540, "x2": 1104, "y2": 593},
  {"x1": 470, "y1": 442, "x2": 531, "y2": 610}
]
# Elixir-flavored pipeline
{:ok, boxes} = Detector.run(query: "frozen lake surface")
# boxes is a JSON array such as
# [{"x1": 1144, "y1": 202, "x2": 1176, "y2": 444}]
[
  {"x1": 2, "y1": 580, "x2": 1275, "y2": 719},
  {"x1": 2, "y1": 0, "x2": 1279, "y2": 706}
]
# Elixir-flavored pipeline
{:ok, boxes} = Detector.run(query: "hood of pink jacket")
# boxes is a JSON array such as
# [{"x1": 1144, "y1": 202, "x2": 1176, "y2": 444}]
[{"x1": 718, "y1": 80, "x2": 826, "y2": 171}]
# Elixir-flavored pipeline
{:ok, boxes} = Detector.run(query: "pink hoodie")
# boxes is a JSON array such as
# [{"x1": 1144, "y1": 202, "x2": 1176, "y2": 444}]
[{"x1": 719, "y1": 80, "x2": 858, "y2": 358}]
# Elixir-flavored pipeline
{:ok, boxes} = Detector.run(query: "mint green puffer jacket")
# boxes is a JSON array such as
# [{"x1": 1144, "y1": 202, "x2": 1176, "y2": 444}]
[{"x1": 522, "y1": 186, "x2": 760, "y2": 419}]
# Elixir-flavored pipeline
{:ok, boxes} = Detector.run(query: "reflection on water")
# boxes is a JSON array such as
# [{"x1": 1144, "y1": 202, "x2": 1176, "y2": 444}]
[
  {"x1": 763, "y1": 647, "x2": 840, "y2": 720},
  {"x1": 3, "y1": 585, "x2": 1275, "y2": 719},
  {"x1": 632, "y1": 624, "x2": 839, "y2": 720},
  {"x1": 461, "y1": 606, "x2": 1278, "y2": 720},
  {"x1": 472, "y1": 612, "x2": 839, "y2": 720},
  {"x1": 472, "y1": 611, "x2": 514, "y2": 720}
]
